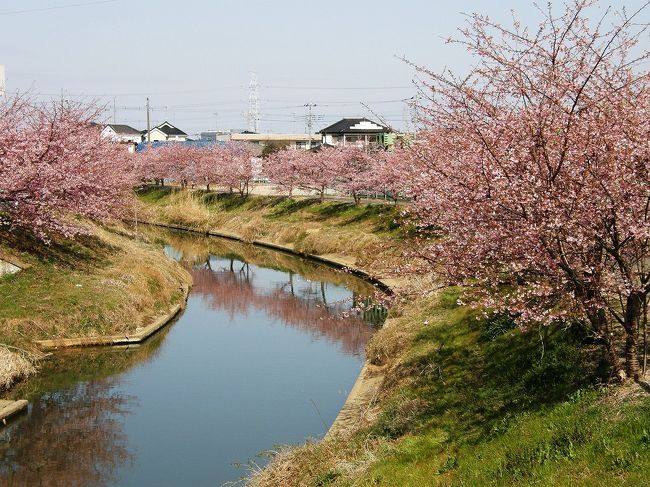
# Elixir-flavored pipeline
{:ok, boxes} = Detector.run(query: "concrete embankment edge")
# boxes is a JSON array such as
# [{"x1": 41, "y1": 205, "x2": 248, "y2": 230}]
[
  {"x1": 134, "y1": 219, "x2": 391, "y2": 439},
  {"x1": 34, "y1": 283, "x2": 191, "y2": 350},
  {"x1": 0, "y1": 400, "x2": 28, "y2": 423}
]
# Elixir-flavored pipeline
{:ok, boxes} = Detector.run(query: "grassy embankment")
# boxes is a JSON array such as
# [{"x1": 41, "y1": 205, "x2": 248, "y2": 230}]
[
  {"x1": 139, "y1": 187, "x2": 650, "y2": 487},
  {"x1": 137, "y1": 186, "x2": 405, "y2": 275},
  {"x1": 0, "y1": 222, "x2": 191, "y2": 391}
]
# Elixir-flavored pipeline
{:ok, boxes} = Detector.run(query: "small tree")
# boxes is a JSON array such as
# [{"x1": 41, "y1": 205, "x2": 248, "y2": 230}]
[
  {"x1": 263, "y1": 148, "x2": 303, "y2": 197},
  {"x1": 295, "y1": 147, "x2": 347, "y2": 202}
]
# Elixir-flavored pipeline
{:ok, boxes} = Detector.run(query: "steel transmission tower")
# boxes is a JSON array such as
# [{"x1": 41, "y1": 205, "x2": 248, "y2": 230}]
[{"x1": 247, "y1": 73, "x2": 260, "y2": 133}]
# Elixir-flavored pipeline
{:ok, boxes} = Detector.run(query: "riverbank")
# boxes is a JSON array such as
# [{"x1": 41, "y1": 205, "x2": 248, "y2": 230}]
[
  {"x1": 0, "y1": 222, "x2": 192, "y2": 392},
  {"x1": 136, "y1": 187, "x2": 406, "y2": 278},
  {"x1": 139, "y1": 189, "x2": 650, "y2": 486}
]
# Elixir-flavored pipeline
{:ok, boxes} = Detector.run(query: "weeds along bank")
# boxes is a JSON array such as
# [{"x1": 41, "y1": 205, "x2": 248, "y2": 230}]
[
  {"x1": 0, "y1": 222, "x2": 191, "y2": 391},
  {"x1": 138, "y1": 189, "x2": 650, "y2": 486}
]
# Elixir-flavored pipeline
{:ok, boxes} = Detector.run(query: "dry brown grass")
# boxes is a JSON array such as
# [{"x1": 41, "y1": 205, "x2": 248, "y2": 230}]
[
  {"x1": 92, "y1": 225, "x2": 192, "y2": 333},
  {"x1": 248, "y1": 434, "x2": 390, "y2": 487},
  {"x1": 0, "y1": 347, "x2": 37, "y2": 391}
]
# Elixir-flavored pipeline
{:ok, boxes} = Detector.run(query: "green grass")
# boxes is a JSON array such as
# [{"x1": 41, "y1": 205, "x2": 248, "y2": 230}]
[
  {"x1": 355, "y1": 291, "x2": 649, "y2": 486},
  {"x1": 0, "y1": 237, "x2": 123, "y2": 344},
  {"x1": 0, "y1": 224, "x2": 189, "y2": 348}
]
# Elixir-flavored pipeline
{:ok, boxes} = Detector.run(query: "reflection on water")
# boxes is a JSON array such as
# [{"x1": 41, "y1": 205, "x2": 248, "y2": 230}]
[
  {"x1": 0, "y1": 227, "x2": 384, "y2": 487},
  {"x1": 191, "y1": 256, "x2": 373, "y2": 356},
  {"x1": 0, "y1": 378, "x2": 133, "y2": 487}
]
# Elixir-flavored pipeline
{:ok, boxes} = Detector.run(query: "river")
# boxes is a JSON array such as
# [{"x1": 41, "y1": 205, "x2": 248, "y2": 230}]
[{"x1": 0, "y1": 228, "x2": 384, "y2": 487}]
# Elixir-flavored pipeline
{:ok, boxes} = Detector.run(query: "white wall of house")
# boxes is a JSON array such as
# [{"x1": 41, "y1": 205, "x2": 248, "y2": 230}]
[
  {"x1": 145, "y1": 128, "x2": 169, "y2": 142},
  {"x1": 322, "y1": 133, "x2": 380, "y2": 147},
  {"x1": 101, "y1": 126, "x2": 142, "y2": 144},
  {"x1": 167, "y1": 134, "x2": 187, "y2": 142}
]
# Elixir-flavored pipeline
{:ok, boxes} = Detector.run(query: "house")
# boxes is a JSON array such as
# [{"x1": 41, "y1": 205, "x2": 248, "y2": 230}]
[
  {"x1": 142, "y1": 121, "x2": 188, "y2": 142},
  {"x1": 101, "y1": 124, "x2": 143, "y2": 144},
  {"x1": 319, "y1": 118, "x2": 390, "y2": 148},
  {"x1": 230, "y1": 132, "x2": 321, "y2": 150}
]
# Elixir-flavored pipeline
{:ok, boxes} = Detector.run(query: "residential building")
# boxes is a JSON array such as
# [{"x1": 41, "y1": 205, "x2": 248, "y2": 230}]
[
  {"x1": 142, "y1": 121, "x2": 188, "y2": 142},
  {"x1": 319, "y1": 118, "x2": 390, "y2": 147},
  {"x1": 101, "y1": 124, "x2": 143, "y2": 144},
  {"x1": 230, "y1": 132, "x2": 321, "y2": 150}
]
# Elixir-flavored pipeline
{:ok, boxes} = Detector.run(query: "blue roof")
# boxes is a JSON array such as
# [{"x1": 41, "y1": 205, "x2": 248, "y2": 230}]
[{"x1": 135, "y1": 140, "x2": 226, "y2": 152}]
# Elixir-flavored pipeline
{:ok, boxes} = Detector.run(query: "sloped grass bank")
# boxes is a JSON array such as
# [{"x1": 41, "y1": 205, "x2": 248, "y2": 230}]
[
  {"x1": 253, "y1": 291, "x2": 650, "y2": 486},
  {"x1": 137, "y1": 186, "x2": 405, "y2": 273},
  {"x1": 0, "y1": 223, "x2": 191, "y2": 391}
]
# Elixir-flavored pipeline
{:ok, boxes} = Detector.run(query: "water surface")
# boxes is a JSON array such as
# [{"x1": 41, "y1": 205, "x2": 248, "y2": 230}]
[{"x1": 0, "y1": 229, "x2": 383, "y2": 486}]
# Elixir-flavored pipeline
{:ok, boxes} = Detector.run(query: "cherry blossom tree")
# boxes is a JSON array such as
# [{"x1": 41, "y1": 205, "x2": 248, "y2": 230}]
[
  {"x1": 0, "y1": 97, "x2": 134, "y2": 240},
  {"x1": 336, "y1": 146, "x2": 373, "y2": 205},
  {"x1": 219, "y1": 142, "x2": 256, "y2": 196},
  {"x1": 263, "y1": 148, "x2": 303, "y2": 196},
  {"x1": 294, "y1": 146, "x2": 348, "y2": 202},
  {"x1": 406, "y1": 0, "x2": 650, "y2": 381},
  {"x1": 195, "y1": 145, "x2": 222, "y2": 191},
  {"x1": 371, "y1": 147, "x2": 415, "y2": 205}
]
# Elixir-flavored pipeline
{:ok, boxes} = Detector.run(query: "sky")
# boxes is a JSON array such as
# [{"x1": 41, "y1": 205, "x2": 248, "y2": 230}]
[{"x1": 1, "y1": 0, "x2": 647, "y2": 136}]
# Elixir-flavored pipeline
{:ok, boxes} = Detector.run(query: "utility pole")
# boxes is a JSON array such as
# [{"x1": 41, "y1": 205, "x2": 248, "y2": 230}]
[{"x1": 146, "y1": 97, "x2": 151, "y2": 143}]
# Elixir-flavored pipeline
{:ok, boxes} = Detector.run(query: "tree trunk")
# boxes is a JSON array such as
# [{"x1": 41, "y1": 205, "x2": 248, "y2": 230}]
[
  {"x1": 606, "y1": 335, "x2": 627, "y2": 382},
  {"x1": 320, "y1": 189, "x2": 325, "y2": 203},
  {"x1": 624, "y1": 293, "x2": 642, "y2": 380},
  {"x1": 589, "y1": 309, "x2": 627, "y2": 382},
  {"x1": 641, "y1": 296, "x2": 648, "y2": 377}
]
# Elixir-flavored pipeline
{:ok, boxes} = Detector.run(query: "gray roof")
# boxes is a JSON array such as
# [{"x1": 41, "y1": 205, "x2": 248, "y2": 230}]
[
  {"x1": 105, "y1": 124, "x2": 141, "y2": 135},
  {"x1": 318, "y1": 118, "x2": 389, "y2": 134},
  {"x1": 155, "y1": 121, "x2": 187, "y2": 136}
]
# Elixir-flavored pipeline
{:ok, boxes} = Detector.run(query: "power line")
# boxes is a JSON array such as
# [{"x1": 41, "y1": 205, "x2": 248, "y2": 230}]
[
  {"x1": 0, "y1": 0, "x2": 116, "y2": 16},
  {"x1": 262, "y1": 85, "x2": 413, "y2": 90}
]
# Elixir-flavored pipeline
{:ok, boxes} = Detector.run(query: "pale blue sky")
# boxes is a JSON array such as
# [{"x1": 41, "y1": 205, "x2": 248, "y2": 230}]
[{"x1": 1, "y1": 0, "x2": 646, "y2": 135}]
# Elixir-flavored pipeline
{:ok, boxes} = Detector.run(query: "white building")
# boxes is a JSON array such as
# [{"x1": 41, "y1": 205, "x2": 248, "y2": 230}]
[
  {"x1": 101, "y1": 124, "x2": 143, "y2": 144},
  {"x1": 200, "y1": 130, "x2": 235, "y2": 143},
  {"x1": 319, "y1": 118, "x2": 390, "y2": 147},
  {"x1": 143, "y1": 121, "x2": 188, "y2": 142},
  {"x1": 230, "y1": 132, "x2": 321, "y2": 150}
]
